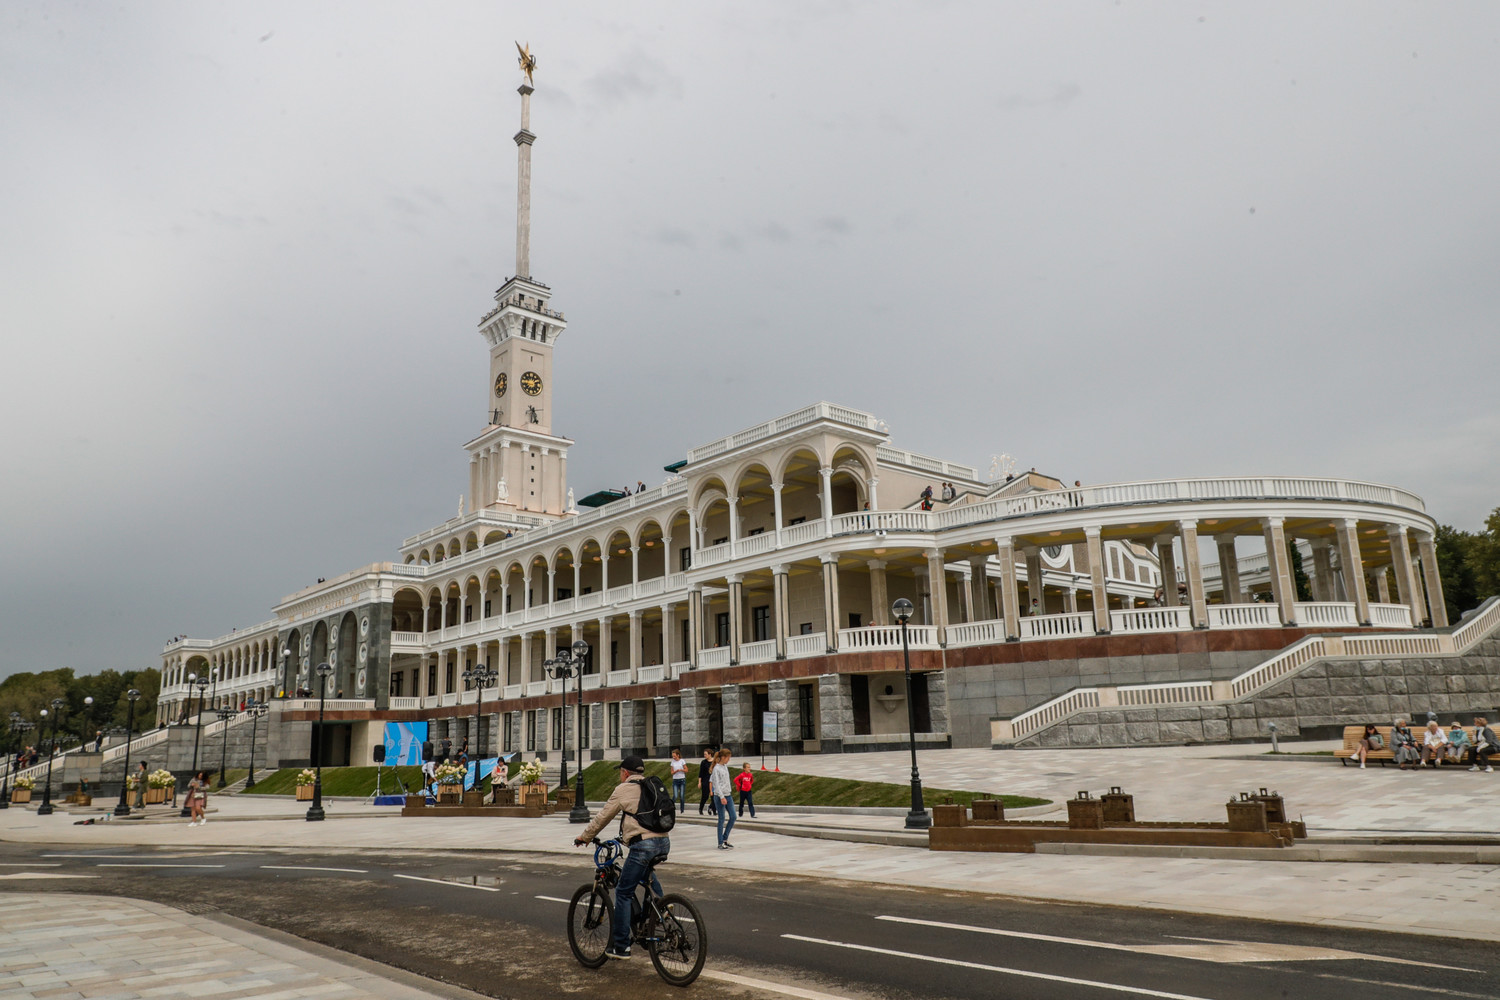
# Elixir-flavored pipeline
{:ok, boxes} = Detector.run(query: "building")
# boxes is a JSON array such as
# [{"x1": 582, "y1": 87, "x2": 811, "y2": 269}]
[{"x1": 157, "y1": 70, "x2": 1498, "y2": 766}]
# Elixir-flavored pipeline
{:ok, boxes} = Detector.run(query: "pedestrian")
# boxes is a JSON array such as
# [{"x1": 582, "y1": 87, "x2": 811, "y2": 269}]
[
  {"x1": 93, "y1": 730, "x2": 103, "y2": 752},
  {"x1": 669, "y1": 748, "x2": 687, "y2": 813},
  {"x1": 711, "y1": 748, "x2": 736, "y2": 848},
  {"x1": 186, "y1": 771, "x2": 209, "y2": 825},
  {"x1": 133, "y1": 761, "x2": 147, "y2": 809},
  {"x1": 734, "y1": 762, "x2": 756, "y2": 818},
  {"x1": 698, "y1": 748, "x2": 716, "y2": 815},
  {"x1": 572, "y1": 755, "x2": 669, "y2": 961}
]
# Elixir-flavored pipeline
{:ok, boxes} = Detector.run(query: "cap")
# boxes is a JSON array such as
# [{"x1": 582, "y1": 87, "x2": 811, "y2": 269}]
[{"x1": 620, "y1": 754, "x2": 645, "y2": 774}]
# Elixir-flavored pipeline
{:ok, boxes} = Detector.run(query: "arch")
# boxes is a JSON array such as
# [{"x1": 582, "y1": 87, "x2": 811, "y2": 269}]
[
  {"x1": 604, "y1": 529, "x2": 633, "y2": 592},
  {"x1": 336, "y1": 611, "x2": 359, "y2": 697},
  {"x1": 774, "y1": 445, "x2": 825, "y2": 486},
  {"x1": 393, "y1": 587, "x2": 424, "y2": 632},
  {"x1": 483, "y1": 530, "x2": 506, "y2": 546},
  {"x1": 690, "y1": 474, "x2": 731, "y2": 515},
  {"x1": 433, "y1": 543, "x2": 446, "y2": 563},
  {"x1": 309, "y1": 620, "x2": 330, "y2": 695}
]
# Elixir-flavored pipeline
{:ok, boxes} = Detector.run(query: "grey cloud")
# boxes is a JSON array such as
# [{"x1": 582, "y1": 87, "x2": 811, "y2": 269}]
[{"x1": 996, "y1": 82, "x2": 1081, "y2": 111}]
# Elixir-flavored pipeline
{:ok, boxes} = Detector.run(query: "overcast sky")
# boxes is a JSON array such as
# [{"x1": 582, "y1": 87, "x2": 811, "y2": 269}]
[{"x1": 3, "y1": 2, "x2": 1498, "y2": 680}]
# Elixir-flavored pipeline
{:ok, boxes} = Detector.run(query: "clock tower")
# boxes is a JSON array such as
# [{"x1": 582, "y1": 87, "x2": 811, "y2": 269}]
[{"x1": 465, "y1": 63, "x2": 574, "y2": 519}]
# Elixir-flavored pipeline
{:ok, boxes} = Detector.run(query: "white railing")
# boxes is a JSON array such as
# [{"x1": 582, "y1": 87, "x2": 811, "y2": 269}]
[
  {"x1": 685, "y1": 401, "x2": 880, "y2": 464},
  {"x1": 505, "y1": 610, "x2": 525, "y2": 627},
  {"x1": 778, "y1": 520, "x2": 828, "y2": 547},
  {"x1": 1018, "y1": 612, "x2": 1092, "y2": 640},
  {"x1": 1110, "y1": 606, "x2": 1192, "y2": 634},
  {"x1": 694, "y1": 542, "x2": 732, "y2": 567},
  {"x1": 421, "y1": 695, "x2": 439, "y2": 709},
  {"x1": 1206, "y1": 603, "x2": 1280, "y2": 629},
  {"x1": 1230, "y1": 637, "x2": 1325, "y2": 699},
  {"x1": 604, "y1": 670, "x2": 633, "y2": 687},
  {"x1": 388, "y1": 697, "x2": 420, "y2": 710},
  {"x1": 439, "y1": 693, "x2": 459, "y2": 707},
  {"x1": 606, "y1": 583, "x2": 635, "y2": 604},
  {"x1": 1118, "y1": 681, "x2": 1215, "y2": 707},
  {"x1": 1294, "y1": 602, "x2": 1359, "y2": 627},
  {"x1": 832, "y1": 510, "x2": 933, "y2": 535},
  {"x1": 738, "y1": 533, "x2": 777, "y2": 558},
  {"x1": 946, "y1": 619, "x2": 1005, "y2": 647},
  {"x1": 101, "y1": 728, "x2": 169, "y2": 763},
  {"x1": 1369, "y1": 604, "x2": 1413, "y2": 628},
  {"x1": 740, "y1": 639, "x2": 777, "y2": 664},
  {"x1": 875, "y1": 444, "x2": 979, "y2": 480},
  {"x1": 284, "y1": 698, "x2": 377, "y2": 712},
  {"x1": 391, "y1": 631, "x2": 424, "y2": 646},
  {"x1": 838, "y1": 624, "x2": 938, "y2": 650},
  {"x1": 637, "y1": 665, "x2": 666, "y2": 682},
  {"x1": 669, "y1": 661, "x2": 690, "y2": 678},
  {"x1": 581, "y1": 674, "x2": 603, "y2": 690},
  {"x1": 577, "y1": 591, "x2": 604, "y2": 611},
  {"x1": 636, "y1": 577, "x2": 666, "y2": 598},
  {"x1": 525, "y1": 680, "x2": 549, "y2": 697},
  {"x1": 1343, "y1": 633, "x2": 1445, "y2": 657},
  {"x1": 503, "y1": 684, "x2": 523, "y2": 699},
  {"x1": 440, "y1": 626, "x2": 460, "y2": 642},
  {"x1": 1010, "y1": 688, "x2": 1101, "y2": 739},
  {"x1": 698, "y1": 646, "x2": 731, "y2": 668},
  {"x1": 786, "y1": 632, "x2": 827, "y2": 657}
]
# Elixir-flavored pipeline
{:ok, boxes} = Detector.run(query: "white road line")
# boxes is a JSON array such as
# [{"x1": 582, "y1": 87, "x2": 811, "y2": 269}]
[
  {"x1": 261, "y1": 865, "x2": 368, "y2": 874},
  {"x1": 702, "y1": 970, "x2": 856, "y2": 1000},
  {"x1": 394, "y1": 873, "x2": 500, "y2": 892},
  {"x1": 877, "y1": 915, "x2": 1476, "y2": 972},
  {"x1": 535, "y1": 894, "x2": 573, "y2": 903},
  {"x1": 0, "y1": 863, "x2": 61, "y2": 867},
  {"x1": 782, "y1": 934, "x2": 1217, "y2": 1000},
  {"x1": 45, "y1": 854, "x2": 190, "y2": 859},
  {"x1": 96, "y1": 863, "x2": 227, "y2": 869}
]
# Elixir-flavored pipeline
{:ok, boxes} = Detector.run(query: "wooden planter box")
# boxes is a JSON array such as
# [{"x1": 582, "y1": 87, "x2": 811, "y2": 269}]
[
  {"x1": 491, "y1": 786, "x2": 516, "y2": 806},
  {"x1": 438, "y1": 788, "x2": 462, "y2": 805},
  {"x1": 144, "y1": 787, "x2": 167, "y2": 804},
  {"x1": 11, "y1": 789, "x2": 31, "y2": 804},
  {"x1": 406, "y1": 794, "x2": 428, "y2": 809},
  {"x1": 462, "y1": 791, "x2": 485, "y2": 807},
  {"x1": 296, "y1": 785, "x2": 315, "y2": 801}
]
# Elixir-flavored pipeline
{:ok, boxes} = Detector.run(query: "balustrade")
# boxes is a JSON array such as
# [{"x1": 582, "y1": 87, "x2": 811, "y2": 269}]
[
  {"x1": 838, "y1": 624, "x2": 938, "y2": 650},
  {"x1": 1110, "y1": 606, "x2": 1192, "y2": 634},
  {"x1": 1117, "y1": 681, "x2": 1214, "y2": 707},
  {"x1": 698, "y1": 646, "x2": 731, "y2": 668},
  {"x1": 581, "y1": 674, "x2": 603, "y2": 690},
  {"x1": 439, "y1": 692, "x2": 459, "y2": 707},
  {"x1": 391, "y1": 631, "x2": 424, "y2": 646},
  {"x1": 388, "y1": 697, "x2": 420, "y2": 710},
  {"x1": 694, "y1": 542, "x2": 732, "y2": 567},
  {"x1": 604, "y1": 670, "x2": 634, "y2": 687},
  {"x1": 1205, "y1": 603, "x2": 1280, "y2": 629},
  {"x1": 577, "y1": 592, "x2": 604, "y2": 611},
  {"x1": 637, "y1": 665, "x2": 666, "y2": 682},
  {"x1": 778, "y1": 520, "x2": 828, "y2": 547},
  {"x1": 946, "y1": 619, "x2": 1004, "y2": 647},
  {"x1": 524, "y1": 680, "x2": 549, "y2": 697},
  {"x1": 739, "y1": 639, "x2": 777, "y2": 664},
  {"x1": 502, "y1": 684, "x2": 523, "y2": 699},
  {"x1": 785, "y1": 632, "x2": 827, "y2": 657},
  {"x1": 1017, "y1": 612, "x2": 1092, "y2": 640},
  {"x1": 1294, "y1": 602, "x2": 1360, "y2": 627},
  {"x1": 1368, "y1": 604, "x2": 1413, "y2": 628},
  {"x1": 669, "y1": 661, "x2": 690, "y2": 678}
]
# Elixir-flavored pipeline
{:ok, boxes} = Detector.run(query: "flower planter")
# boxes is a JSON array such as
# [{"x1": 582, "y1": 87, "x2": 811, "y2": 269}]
[
  {"x1": 491, "y1": 786, "x2": 516, "y2": 806},
  {"x1": 438, "y1": 788, "x2": 462, "y2": 805},
  {"x1": 11, "y1": 789, "x2": 31, "y2": 804},
  {"x1": 296, "y1": 785, "x2": 315, "y2": 801},
  {"x1": 144, "y1": 787, "x2": 167, "y2": 805},
  {"x1": 519, "y1": 781, "x2": 547, "y2": 800},
  {"x1": 405, "y1": 794, "x2": 428, "y2": 810},
  {"x1": 554, "y1": 788, "x2": 575, "y2": 811},
  {"x1": 462, "y1": 791, "x2": 485, "y2": 807}
]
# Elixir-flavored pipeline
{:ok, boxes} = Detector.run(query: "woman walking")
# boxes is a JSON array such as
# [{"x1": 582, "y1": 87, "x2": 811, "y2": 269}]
[
  {"x1": 698, "y1": 748, "x2": 716, "y2": 815},
  {"x1": 186, "y1": 771, "x2": 209, "y2": 825},
  {"x1": 132, "y1": 761, "x2": 147, "y2": 809},
  {"x1": 669, "y1": 748, "x2": 688, "y2": 813},
  {"x1": 711, "y1": 748, "x2": 736, "y2": 849}
]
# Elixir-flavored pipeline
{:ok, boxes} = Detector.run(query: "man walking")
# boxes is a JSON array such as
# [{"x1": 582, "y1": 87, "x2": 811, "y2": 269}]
[{"x1": 573, "y1": 755, "x2": 670, "y2": 961}]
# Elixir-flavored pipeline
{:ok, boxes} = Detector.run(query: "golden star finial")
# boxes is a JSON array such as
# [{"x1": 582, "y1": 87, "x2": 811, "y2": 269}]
[{"x1": 516, "y1": 41, "x2": 537, "y2": 86}]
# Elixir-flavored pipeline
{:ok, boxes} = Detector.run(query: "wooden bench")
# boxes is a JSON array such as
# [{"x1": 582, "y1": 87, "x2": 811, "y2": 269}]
[{"x1": 1340, "y1": 725, "x2": 1478, "y2": 767}]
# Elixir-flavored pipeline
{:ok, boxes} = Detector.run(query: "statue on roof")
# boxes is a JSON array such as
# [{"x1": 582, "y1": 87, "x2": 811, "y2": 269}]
[{"x1": 516, "y1": 42, "x2": 537, "y2": 86}]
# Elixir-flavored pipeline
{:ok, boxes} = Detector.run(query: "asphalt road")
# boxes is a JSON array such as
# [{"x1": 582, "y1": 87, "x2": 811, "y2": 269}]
[{"x1": 2, "y1": 841, "x2": 1497, "y2": 1000}]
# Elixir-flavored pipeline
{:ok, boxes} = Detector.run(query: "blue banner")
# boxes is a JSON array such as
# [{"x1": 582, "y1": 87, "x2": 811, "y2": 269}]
[
  {"x1": 384, "y1": 722, "x2": 428, "y2": 767},
  {"x1": 464, "y1": 752, "x2": 517, "y2": 790}
]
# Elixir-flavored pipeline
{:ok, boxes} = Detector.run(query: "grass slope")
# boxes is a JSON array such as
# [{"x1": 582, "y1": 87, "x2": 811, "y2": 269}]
[{"x1": 242, "y1": 763, "x2": 524, "y2": 797}]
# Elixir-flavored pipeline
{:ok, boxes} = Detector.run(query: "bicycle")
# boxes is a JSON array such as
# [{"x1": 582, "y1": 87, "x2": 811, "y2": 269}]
[{"x1": 567, "y1": 838, "x2": 707, "y2": 986}]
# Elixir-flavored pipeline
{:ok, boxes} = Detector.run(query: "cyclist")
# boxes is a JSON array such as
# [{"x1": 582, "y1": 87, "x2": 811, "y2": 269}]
[{"x1": 573, "y1": 754, "x2": 669, "y2": 960}]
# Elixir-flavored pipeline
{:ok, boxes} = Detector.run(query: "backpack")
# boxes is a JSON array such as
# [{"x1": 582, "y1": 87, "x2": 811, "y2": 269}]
[{"x1": 628, "y1": 775, "x2": 677, "y2": 834}]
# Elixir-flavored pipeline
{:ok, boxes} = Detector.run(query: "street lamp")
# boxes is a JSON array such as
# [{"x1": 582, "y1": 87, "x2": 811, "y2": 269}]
[
  {"x1": 307, "y1": 662, "x2": 335, "y2": 822},
  {"x1": 113, "y1": 689, "x2": 142, "y2": 817},
  {"x1": 281, "y1": 648, "x2": 291, "y2": 696},
  {"x1": 216, "y1": 706, "x2": 237, "y2": 787},
  {"x1": 462, "y1": 661, "x2": 499, "y2": 793},
  {"x1": 891, "y1": 598, "x2": 930, "y2": 830},
  {"x1": 546, "y1": 639, "x2": 592, "y2": 824},
  {"x1": 37, "y1": 697, "x2": 66, "y2": 816},
  {"x1": 245, "y1": 701, "x2": 268, "y2": 788},
  {"x1": 181, "y1": 673, "x2": 210, "y2": 817},
  {"x1": 2, "y1": 712, "x2": 36, "y2": 810}
]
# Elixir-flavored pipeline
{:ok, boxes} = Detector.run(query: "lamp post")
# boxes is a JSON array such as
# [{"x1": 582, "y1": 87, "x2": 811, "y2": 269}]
[
  {"x1": 307, "y1": 662, "x2": 334, "y2": 821},
  {"x1": 461, "y1": 661, "x2": 498, "y2": 793},
  {"x1": 546, "y1": 639, "x2": 592, "y2": 824},
  {"x1": 216, "y1": 706, "x2": 237, "y2": 787},
  {"x1": 37, "y1": 697, "x2": 66, "y2": 816},
  {"x1": 245, "y1": 701, "x2": 267, "y2": 789},
  {"x1": 113, "y1": 689, "x2": 142, "y2": 816},
  {"x1": 3, "y1": 713, "x2": 35, "y2": 810},
  {"x1": 281, "y1": 648, "x2": 291, "y2": 697},
  {"x1": 891, "y1": 598, "x2": 930, "y2": 830},
  {"x1": 181, "y1": 673, "x2": 209, "y2": 817}
]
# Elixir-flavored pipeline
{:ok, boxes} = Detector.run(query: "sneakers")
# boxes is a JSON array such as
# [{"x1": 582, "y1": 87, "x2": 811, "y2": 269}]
[
  {"x1": 1487, "y1": 766, "x2": 1494, "y2": 773},
  {"x1": 1471, "y1": 766, "x2": 1481, "y2": 772},
  {"x1": 604, "y1": 946, "x2": 631, "y2": 960},
  {"x1": 1349, "y1": 751, "x2": 1360, "y2": 760},
  {"x1": 1359, "y1": 762, "x2": 1365, "y2": 769},
  {"x1": 717, "y1": 843, "x2": 728, "y2": 850}
]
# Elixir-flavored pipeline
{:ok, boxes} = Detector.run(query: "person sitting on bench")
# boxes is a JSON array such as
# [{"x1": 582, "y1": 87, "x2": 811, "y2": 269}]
[
  {"x1": 1349, "y1": 723, "x2": 1382, "y2": 768},
  {"x1": 1390, "y1": 719, "x2": 1419, "y2": 769},
  {"x1": 1445, "y1": 723, "x2": 1470, "y2": 764},
  {"x1": 1468, "y1": 717, "x2": 1497, "y2": 773},
  {"x1": 1420, "y1": 720, "x2": 1449, "y2": 767}
]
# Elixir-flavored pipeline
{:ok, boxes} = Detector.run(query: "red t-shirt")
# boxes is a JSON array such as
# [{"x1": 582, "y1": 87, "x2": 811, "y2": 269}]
[{"x1": 733, "y1": 771, "x2": 754, "y2": 792}]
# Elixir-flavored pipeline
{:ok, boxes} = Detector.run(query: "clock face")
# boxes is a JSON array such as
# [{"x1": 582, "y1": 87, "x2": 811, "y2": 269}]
[
  {"x1": 494, "y1": 373, "x2": 507, "y2": 398},
  {"x1": 520, "y1": 371, "x2": 543, "y2": 396}
]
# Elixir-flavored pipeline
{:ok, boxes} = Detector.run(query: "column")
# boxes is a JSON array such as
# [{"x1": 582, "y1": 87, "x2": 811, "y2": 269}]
[
  {"x1": 772, "y1": 565, "x2": 790, "y2": 659},
  {"x1": 867, "y1": 476, "x2": 879, "y2": 511},
  {"x1": 628, "y1": 610, "x2": 642, "y2": 678},
  {"x1": 967, "y1": 557, "x2": 989, "y2": 621},
  {"x1": 1177, "y1": 520, "x2": 1208, "y2": 628},
  {"x1": 572, "y1": 563, "x2": 581, "y2": 601},
  {"x1": 522, "y1": 570, "x2": 532, "y2": 615},
  {"x1": 1310, "y1": 540, "x2": 1334, "y2": 602},
  {"x1": 819, "y1": 466, "x2": 834, "y2": 524},
  {"x1": 1064, "y1": 586, "x2": 1078, "y2": 613},
  {"x1": 598, "y1": 617, "x2": 613, "y2": 673},
  {"x1": 545, "y1": 564, "x2": 555, "y2": 612},
  {"x1": 630, "y1": 545, "x2": 640, "y2": 598},
  {"x1": 1387, "y1": 525, "x2": 1420, "y2": 622},
  {"x1": 869, "y1": 559, "x2": 890, "y2": 626},
  {"x1": 687, "y1": 587, "x2": 702, "y2": 668},
  {"x1": 996, "y1": 537, "x2": 1021, "y2": 640},
  {"x1": 661, "y1": 604, "x2": 675, "y2": 665},
  {"x1": 469, "y1": 457, "x2": 480, "y2": 513},
  {"x1": 1415, "y1": 530, "x2": 1448, "y2": 627},
  {"x1": 1216, "y1": 536, "x2": 1242, "y2": 604},
  {"x1": 1024, "y1": 547, "x2": 1044, "y2": 614},
  {"x1": 726, "y1": 574, "x2": 743, "y2": 664},
  {"x1": 478, "y1": 451, "x2": 491, "y2": 507},
  {"x1": 771, "y1": 482, "x2": 784, "y2": 545},
  {"x1": 958, "y1": 567, "x2": 975, "y2": 623},
  {"x1": 1083, "y1": 527, "x2": 1110, "y2": 633},
  {"x1": 726, "y1": 496, "x2": 740, "y2": 558},
  {"x1": 820, "y1": 555, "x2": 841, "y2": 651},
  {"x1": 537, "y1": 447, "x2": 549, "y2": 511},
  {"x1": 1375, "y1": 568, "x2": 1392, "y2": 604},
  {"x1": 1335, "y1": 518, "x2": 1373, "y2": 626},
  {"x1": 1263, "y1": 517, "x2": 1298, "y2": 625},
  {"x1": 926, "y1": 549, "x2": 950, "y2": 644},
  {"x1": 1155, "y1": 534, "x2": 1179, "y2": 607}
]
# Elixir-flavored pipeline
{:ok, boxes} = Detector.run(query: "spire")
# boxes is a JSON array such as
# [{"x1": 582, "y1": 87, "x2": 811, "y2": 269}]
[{"x1": 513, "y1": 44, "x2": 537, "y2": 280}]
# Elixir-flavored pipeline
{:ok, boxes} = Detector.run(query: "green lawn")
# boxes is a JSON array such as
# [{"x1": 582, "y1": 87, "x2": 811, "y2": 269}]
[{"x1": 241, "y1": 763, "x2": 524, "y2": 797}]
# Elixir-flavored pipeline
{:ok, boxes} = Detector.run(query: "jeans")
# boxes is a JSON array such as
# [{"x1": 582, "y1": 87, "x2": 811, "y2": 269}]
[
  {"x1": 738, "y1": 790, "x2": 755, "y2": 817},
  {"x1": 672, "y1": 777, "x2": 686, "y2": 812},
  {"x1": 716, "y1": 796, "x2": 737, "y2": 844},
  {"x1": 613, "y1": 837, "x2": 669, "y2": 953}
]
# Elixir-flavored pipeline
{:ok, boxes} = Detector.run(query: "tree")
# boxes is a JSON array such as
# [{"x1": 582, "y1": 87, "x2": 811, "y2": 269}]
[{"x1": 1433, "y1": 507, "x2": 1500, "y2": 618}]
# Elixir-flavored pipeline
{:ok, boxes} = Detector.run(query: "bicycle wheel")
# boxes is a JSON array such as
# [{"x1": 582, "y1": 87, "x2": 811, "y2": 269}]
[
  {"x1": 648, "y1": 892, "x2": 707, "y2": 987},
  {"x1": 567, "y1": 883, "x2": 612, "y2": 969}
]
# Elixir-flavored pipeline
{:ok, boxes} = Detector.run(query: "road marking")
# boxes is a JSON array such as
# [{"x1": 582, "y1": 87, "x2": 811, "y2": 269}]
[
  {"x1": 535, "y1": 894, "x2": 573, "y2": 903},
  {"x1": 0, "y1": 873, "x2": 97, "y2": 880},
  {"x1": 394, "y1": 873, "x2": 500, "y2": 892},
  {"x1": 877, "y1": 916, "x2": 1475, "y2": 972},
  {"x1": 45, "y1": 854, "x2": 191, "y2": 859},
  {"x1": 261, "y1": 865, "x2": 368, "y2": 874},
  {"x1": 0, "y1": 863, "x2": 61, "y2": 867},
  {"x1": 784, "y1": 934, "x2": 1216, "y2": 1000},
  {"x1": 96, "y1": 863, "x2": 227, "y2": 869},
  {"x1": 702, "y1": 970, "x2": 856, "y2": 1000}
]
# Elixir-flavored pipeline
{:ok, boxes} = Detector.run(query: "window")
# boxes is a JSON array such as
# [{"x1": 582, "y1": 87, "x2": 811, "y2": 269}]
[
  {"x1": 556, "y1": 587, "x2": 572, "y2": 600},
  {"x1": 505, "y1": 593, "x2": 513, "y2": 613},
  {"x1": 428, "y1": 663, "x2": 438, "y2": 695},
  {"x1": 446, "y1": 663, "x2": 455, "y2": 692},
  {"x1": 464, "y1": 605, "x2": 473, "y2": 623},
  {"x1": 552, "y1": 707, "x2": 563, "y2": 749},
  {"x1": 713, "y1": 537, "x2": 728, "y2": 546},
  {"x1": 799, "y1": 622, "x2": 814, "y2": 635},
  {"x1": 503, "y1": 713, "x2": 514, "y2": 752},
  {"x1": 608, "y1": 703, "x2": 621, "y2": 747},
  {"x1": 680, "y1": 546, "x2": 692, "y2": 571},
  {"x1": 789, "y1": 516, "x2": 806, "y2": 525},
  {"x1": 483, "y1": 600, "x2": 491, "y2": 617},
  {"x1": 798, "y1": 684, "x2": 816, "y2": 740},
  {"x1": 848, "y1": 612, "x2": 862, "y2": 629},
  {"x1": 390, "y1": 673, "x2": 403, "y2": 697},
  {"x1": 748, "y1": 527, "x2": 764, "y2": 536},
  {"x1": 525, "y1": 710, "x2": 537, "y2": 750},
  {"x1": 716, "y1": 612, "x2": 730, "y2": 647},
  {"x1": 752, "y1": 606, "x2": 770, "y2": 642},
  {"x1": 578, "y1": 704, "x2": 590, "y2": 749},
  {"x1": 681, "y1": 619, "x2": 691, "y2": 661}
]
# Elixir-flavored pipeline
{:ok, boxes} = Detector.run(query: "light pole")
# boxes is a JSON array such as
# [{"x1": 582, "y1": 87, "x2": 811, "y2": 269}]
[
  {"x1": 113, "y1": 689, "x2": 141, "y2": 817},
  {"x1": 307, "y1": 662, "x2": 334, "y2": 821},
  {"x1": 462, "y1": 661, "x2": 498, "y2": 793},
  {"x1": 245, "y1": 701, "x2": 267, "y2": 789},
  {"x1": 281, "y1": 648, "x2": 292, "y2": 696},
  {"x1": 891, "y1": 598, "x2": 930, "y2": 830},
  {"x1": 216, "y1": 706, "x2": 237, "y2": 787},
  {"x1": 181, "y1": 673, "x2": 209, "y2": 817},
  {"x1": 3, "y1": 713, "x2": 35, "y2": 810},
  {"x1": 37, "y1": 697, "x2": 66, "y2": 816},
  {"x1": 546, "y1": 639, "x2": 592, "y2": 824}
]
